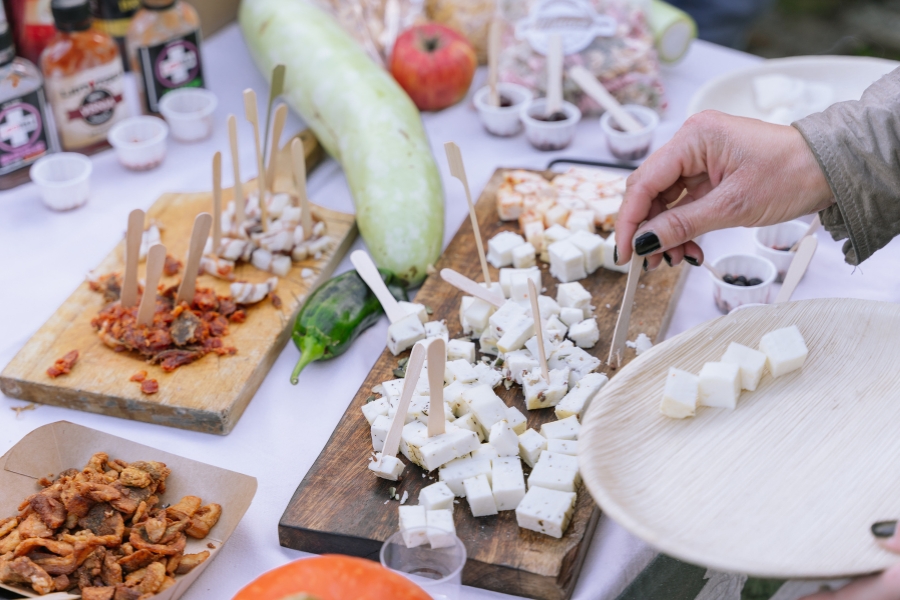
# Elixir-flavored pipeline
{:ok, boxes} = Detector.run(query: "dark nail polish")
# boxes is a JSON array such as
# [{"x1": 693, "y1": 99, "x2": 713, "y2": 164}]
[
  {"x1": 642, "y1": 258, "x2": 648, "y2": 272},
  {"x1": 613, "y1": 245, "x2": 619, "y2": 265},
  {"x1": 663, "y1": 252, "x2": 672, "y2": 267},
  {"x1": 684, "y1": 255, "x2": 700, "y2": 267},
  {"x1": 872, "y1": 520, "x2": 897, "y2": 538},
  {"x1": 634, "y1": 232, "x2": 661, "y2": 256}
]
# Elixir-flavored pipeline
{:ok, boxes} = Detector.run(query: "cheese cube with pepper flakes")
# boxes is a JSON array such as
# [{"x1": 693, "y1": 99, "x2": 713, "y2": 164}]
[
  {"x1": 387, "y1": 313, "x2": 425, "y2": 356},
  {"x1": 463, "y1": 474, "x2": 498, "y2": 517},
  {"x1": 516, "y1": 487, "x2": 577, "y2": 538}
]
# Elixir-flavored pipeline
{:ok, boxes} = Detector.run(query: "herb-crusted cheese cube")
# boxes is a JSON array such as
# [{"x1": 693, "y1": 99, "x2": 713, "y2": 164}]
[
  {"x1": 478, "y1": 328, "x2": 499, "y2": 356},
  {"x1": 548, "y1": 240, "x2": 587, "y2": 283},
  {"x1": 380, "y1": 379, "x2": 405, "y2": 406},
  {"x1": 660, "y1": 367, "x2": 699, "y2": 419},
  {"x1": 516, "y1": 487, "x2": 577, "y2": 538},
  {"x1": 601, "y1": 235, "x2": 629, "y2": 273},
  {"x1": 426, "y1": 509, "x2": 457, "y2": 548},
  {"x1": 698, "y1": 362, "x2": 741, "y2": 409},
  {"x1": 398, "y1": 505, "x2": 428, "y2": 547},
  {"x1": 568, "y1": 230, "x2": 604, "y2": 274},
  {"x1": 489, "y1": 300, "x2": 528, "y2": 339},
  {"x1": 512, "y1": 242, "x2": 537, "y2": 269},
  {"x1": 541, "y1": 415, "x2": 581, "y2": 440},
  {"x1": 759, "y1": 325, "x2": 808, "y2": 378},
  {"x1": 502, "y1": 349, "x2": 537, "y2": 386},
  {"x1": 547, "y1": 439, "x2": 577, "y2": 455},
  {"x1": 557, "y1": 282, "x2": 592, "y2": 311},
  {"x1": 471, "y1": 443, "x2": 499, "y2": 463},
  {"x1": 492, "y1": 457, "x2": 526, "y2": 511},
  {"x1": 525, "y1": 330, "x2": 564, "y2": 361},
  {"x1": 440, "y1": 456, "x2": 492, "y2": 496},
  {"x1": 421, "y1": 427, "x2": 481, "y2": 471},
  {"x1": 549, "y1": 342, "x2": 601, "y2": 388},
  {"x1": 445, "y1": 359, "x2": 479, "y2": 384},
  {"x1": 460, "y1": 296, "x2": 493, "y2": 338},
  {"x1": 454, "y1": 413, "x2": 485, "y2": 442},
  {"x1": 568, "y1": 318, "x2": 600, "y2": 349},
  {"x1": 387, "y1": 313, "x2": 426, "y2": 356},
  {"x1": 464, "y1": 385, "x2": 509, "y2": 435},
  {"x1": 528, "y1": 451, "x2": 580, "y2": 492},
  {"x1": 362, "y1": 396, "x2": 390, "y2": 425},
  {"x1": 489, "y1": 419, "x2": 520, "y2": 457},
  {"x1": 398, "y1": 301, "x2": 429, "y2": 324},
  {"x1": 523, "y1": 367, "x2": 570, "y2": 410},
  {"x1": 368, "y1": 452, "x2": 404, "y2": 481},
  {"x1": 508, "y1": 268, "x2": 542, "y2": 304},
  {"x1": 518, "y1": 428, "x2": 548, "y2": 467},
  {"x1": 463, "y1": 474, "x2": 498, "y2": 517},
  {"x1": 506, "y1": 406, "x2": 528, "y2": 435},
  {"x1": 443, "y1": 380, "x2": 473, "y2": 416},
  {"x1": 555, "y1": 372, "x2": 607, "y2": 419},
  {"x1": 400, "y1": 421, "x2": 429, "y2": 468},
  {"x1": 497, "y1": 316, "x2": 535, "y2": 354},
  {"x1": 424, "y1": 320, "x2": 449, "y2": 343},
  {"x1": 473, "y1": 362, "x2": 502, "y2": 388},
  {"x1": 419, "y1": 481, "x2": 455, "y2": 511},
  {"x1": 559, "y1": 307, "x2": 584, "y2": 328},
  {"x1": 447, "y1": 339, "x2": 476, "y2": 364},
  {"x1": 721, "y1": 342, "x2": 767, "y2": 391},
  {"x1": 371, "y1": 414, "x2": 391, "y2": 452},
  {"x1": 487, "y1": 231, "x2": 526, "y2": 268}
]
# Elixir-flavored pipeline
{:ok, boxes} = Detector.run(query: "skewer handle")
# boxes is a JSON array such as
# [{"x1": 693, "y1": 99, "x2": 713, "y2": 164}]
[
  {"x1": 790, "y1": 214, "x2": 821, "y2": 252},
  {"x1": 487, "y1": 19, "x2": 501, "y2": 107},
  {"x1": 545, "y1": 33, "x2": 564, "y2": 117},
  {"x1": 212, "y1": 152, "x2": 222, "y2": 254},
  {"x1": 121, "y1": 208, "x2": 145, "y2": 308},
  {"x1": 382, "y1": 342, "x2": 427, "y2": 458},
  {"x1": 291, "y1": 138, "x2": 312, "y2": 241},
  {"x1": 427, "y1": 338, "x2": 447, "y2": 437},
  {"x1": 607, "y1": 252, "x2": 643, "y2": 369},
  {"x1": 568, "y1": 65, "x2": 643, "y2": 133},
  {"x1": 528, "y1": 279, "x2": 550, "y2": 381},
  {"x1": 444, "y1": 142, "x2": 492, "y2": 286},
  {"x1": 244, "y1": 88, "x2": 269, "y2": 232},
  {"x1": 266, "y1": 104, "x2": 288, "y2": 192},
  {"x1": 440, "y1": 268, "x2": 505, "y2": 308},
  {"x1": 351, "y1": 250, "x2": 406, "y2": 323},
  {"x1": 176, "y1": 213, "x2": 213, "y2": 305},
  {"x1": 776, "y1": 235, "x2": 817, "y2": 304},
  {"x1": 137, "y1": 244, "x2": 166, "y2": 326},
  {"x1": 227, "y1": 115, "x2": 245, "y2": 226}
]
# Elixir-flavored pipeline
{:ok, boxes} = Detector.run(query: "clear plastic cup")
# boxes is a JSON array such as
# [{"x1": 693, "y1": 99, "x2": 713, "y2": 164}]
[
  {"x1": 599, "y1": 104, "x2": 659, "y2": 161},
  {"x1": 380, "y1": 527, "x2": 466, "y2": 600},
  {"x1": 158, "y1": 88, "x2": 218, "y2": 143},
  {"x1": 108, "y1": 116, "x2": 168, "y2": 171},
  {"x1": 30, "y1": 152, "x2": 92, "y2": 211}
]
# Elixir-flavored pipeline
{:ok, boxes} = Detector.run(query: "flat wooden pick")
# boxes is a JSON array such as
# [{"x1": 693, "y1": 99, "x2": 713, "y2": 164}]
[
  {"x1": 607, "y1": 252, "x2": 643, "y2": 369},
  {"x1": 382, "y1": 342, "x2": 427, "y2": 458},
  {"x1": 227, "y1": 114, "x2": 245, "y2": 226},
  {"x1": 568, "y1": 65, "x2": 643, "y2": 132},
  {"x1": 790, "y1": 214, "x2": 822, "y2": 252},
  {"x1": 440, "y1": 268, "x2": 504, "y2": 308},
  {"x1": 263, "y1": 63, "x2": 286, "y2": 159},
  {"x1": 121, "y1": 208, "x2": 145, "y2": 308},
  {"x1": 350, "y1": 250, "x2": 405, "y2": 323},
  {"x1": 291, "y1": 138, "x2": 312, "y2": 240},
  {"x1": 546, "y1": 33, "x2": 563, "y2": 117},
  {"x1": 487, "y1": 19, "x2": 501, "y2": 107},
  {"x1": 444, "y1": 142, "x2": 492, "y2": 286},
  {"x1": 776, "y1": 235, "x2": 817, "y2": 304},
  {"x1": 243, "y1": 88, "x2": 268, "y2": 231},
  {"x1": 212, "y1": 152, "x2": 222, "y2": 254},
  {"x1": 427, "y1": 338, "x2": 447, "y2": 437},
  {"x1": 266, "y1": 104, "x2": 289, "y2": 192},
  {"x1": 176, "y1": 213, "x2": 213, "y2": 305},
  {"x1": 703, "y1": 260, "x2": 725, "y2": 281},
  {"x1": 528, "y1": 279, "x2": 549, "y2": 380},
  {"x1": 137, "y1": 244, "x2": 166, "y2": 326}
]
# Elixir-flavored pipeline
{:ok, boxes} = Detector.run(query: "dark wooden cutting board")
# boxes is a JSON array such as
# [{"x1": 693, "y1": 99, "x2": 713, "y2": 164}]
[{"x1": 279, "y1": 168, "x2": 688, "y2": 599}]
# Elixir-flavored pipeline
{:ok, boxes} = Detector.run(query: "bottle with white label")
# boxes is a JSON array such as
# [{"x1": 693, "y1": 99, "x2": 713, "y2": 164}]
[
  {"x1": 41, "y1": 0, "x2": 129, "y2": 153},
  {"x1": 0, "y1": 5, "x2": 59, "y2": 190},
  {"x1": 125, "y1": 0, "x2": 203, "y2": 115}
]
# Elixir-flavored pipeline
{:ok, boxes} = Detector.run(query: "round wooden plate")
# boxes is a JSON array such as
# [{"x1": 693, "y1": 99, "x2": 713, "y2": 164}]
[{"x1": 579, "y1": 298, "x2": 900, "y2": 578}]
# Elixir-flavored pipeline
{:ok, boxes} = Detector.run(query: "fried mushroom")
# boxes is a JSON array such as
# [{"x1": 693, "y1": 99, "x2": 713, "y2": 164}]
[
  {"x1": 83, "y1": 587, "x2": 116, "y2": 600},
  {"x1": 174, "y1": 551, "x2": 209, "y2": 575},
  {"x1": 186, "y1": 504, "x2": 222, "y2": 539}
]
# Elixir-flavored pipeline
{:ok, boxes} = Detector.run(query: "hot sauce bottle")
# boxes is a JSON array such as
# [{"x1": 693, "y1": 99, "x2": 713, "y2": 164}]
[
  {"x1": 40, "y1": 0, "x2": 128, "y2": 153},
  {"x1": 125, "y1": 0, "x2": 203, "y2": 115},
  {"x1": 90, "y1": 0, "x2": 140, "y2": 70}
]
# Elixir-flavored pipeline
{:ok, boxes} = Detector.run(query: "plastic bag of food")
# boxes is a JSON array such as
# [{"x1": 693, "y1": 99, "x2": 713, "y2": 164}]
[
  {"x1": 498, "y1": 0, "x2": 667, "y2": 116},
  {"x1": 425, "y1": 0, "x2": 496, "y2": 64}
]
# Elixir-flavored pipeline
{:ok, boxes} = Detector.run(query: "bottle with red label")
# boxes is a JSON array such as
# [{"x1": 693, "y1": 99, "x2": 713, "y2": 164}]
[
  {"x1": 0, "y1": 2, "x2": 59, "y2": 190},
  {"x1": 40, "y1": 0, "x2": 128, "y2": 153},
  {"x1": 125, "y1": 0, "x2": 203, "y2": 115}
]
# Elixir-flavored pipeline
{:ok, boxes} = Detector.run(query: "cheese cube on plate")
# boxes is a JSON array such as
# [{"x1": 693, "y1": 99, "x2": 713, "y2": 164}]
[
  {"x1": 399, "y1": 505, "x2": 428, "y2": 547},
  {"x1": 497, "y1": 316, "x2": 535, "y2": 354},
  {"x1": 371, "y1": 414, "x2": 391, "y2": 452},
  {"x1": 362, "y1": 396, "x2": 390, "y2": 425},
  {"x1": 541, "y1": 224, "x2": 572, "y2": 262},
  {"x1": 568, "y1": 318, "x2": 600, "y2": 349},
  {"x1": 426, "y1": 509, "x2": 457, "y2": 548},
  {"x1": 489, "y1": 419, "x2": 520, "y2": 457},
  {"x1": 555, "y1": 372, "x2": 607, "y2": 419},
  {"x1": 479, "y1": 328, "x2": 499, "y2": 356},
  {"x1": 463, "y1": 474, "x2": 498, "y2": 517},
  {"x1": 698, "y1": 362, "x2": 741, "y2": 409},
  {"x1": 568, "y1": 230, "x2": 604, "y2": 273},
  {"x1": 722, "y1": 342, "x2": 768, "y2": 391},
  {"x1": 443, "y1": 380, "x2": 473, "y2": 416},
  {"x1": 518, "y1": 428, "x2": 548, "y2": 467},
  {"x1": 523, "y1": 367, "x2": 570, "y2": 410},
  {"x1": 601, "y1": 235, "x2": 629, "y2": 273},
  {"x1": 759, "y1": 325, "x2": 808, "y2": 378},
  {"x1": 453, "y1": 413, "x2": 485, "y2": 442},
  {"x1": 547, "y1": 439, "x2": 578, "y2": 456},
  {"x1": 487, "y1": 231, "x2": 526, "y2": 268},
  {"x1": 516, "y1": 487, "x2": 577, "y2": 538},
  {"x1": 489, "y1": 300, "x2": 528, "y2": 339},
  {"x1": 512, "y1": 242, "x2": 537, "y2": 269},
  {"x1": 424, "y1": 320, "x2": 449, "y2": 343},
  {"x1": 528, "y1": 451, "x2": 580, "y2": 492},
  {"x1": 473, "y1": 362, "x2": 502, "y2": 388},
  {"x1": 506, "y1": 406, "x2": 528, "y2": 435},
  {"x1": 557, "y1": 282, "x2": 592, "y2": 311},
  {"x1": 421, "y1": 427, "x2": 481, "y2": 472},
  {"x1": 550, "y1": 342, "x2": 601, "y2": 388},
  {"x1": 549, "y1": 240, "x2": 587, "y2": 283},
  {"x1": 465, "y1": 385, "x2": 509, "y2": 435},
  {"x1": 400, "y1": 421, "x2": 430, "y2": 467},
  {"x1": 387, "y1": 313, "x2": 426, "y2": 356},
  {"x1": 471, "y1": 443, "x2": 499, "y2": 463},
  {"x1": 447, "y1": 339, "x2": 476, "y2": 363},
  {"x1": 507, "y1": 268, "x2": 542, "y2": 304},
  {"x1": 419, "y1": 482, "x2": 455, "y2": 511},
  {"x1": 369, "y1": 452, "x2": 405, "y2": 481},
  {"x1": 445, "y1": 359, "x2": 478, "y2": 384},
  {"x1": 541, "y1": 415, "x2": 581, "y2": 440},
  {"x1": 460, "y1": 296, "x2": 494, "y2": 337},
  {"x1": 660, "y1": 367, "x2": 699, "y2": 419},
  {"x1": 503, "y1": 350, "x2": 539, "y2": 386},
  {"x1": 559, "y1": 307, "x2": 584, "y2": 328},
  {"x1": 440, "y1": 455, "x2": 492, "y2": 496},
  {"x1": 567, "y1": 209, "x2": 596, "y2": 234},
  {"x1": 398, "y1": 301, "x2": 429, "y2": 325},
  {"x1": 492, "y1": 457, "x2": 526, "y2": 511}
]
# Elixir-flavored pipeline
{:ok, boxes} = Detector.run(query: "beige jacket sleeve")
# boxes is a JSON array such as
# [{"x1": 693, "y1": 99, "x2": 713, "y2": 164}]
[{"x1": 793, "y1": 66, "x2": 900, "y2": 265}]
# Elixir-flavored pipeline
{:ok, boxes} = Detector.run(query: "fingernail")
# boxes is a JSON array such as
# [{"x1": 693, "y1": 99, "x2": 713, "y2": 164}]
[
  {"x1": 663, "y1": 252, "x2": 672, "y2": 267},
  {"x1": 872, "y1": 521, "x2": 897, "y2": 538},
  {"x1": 642, "y1": 258, "x2": 648, "y2": 272},
  {"x1": 634, "y1": 232, "x2": 660, "y2": 256},
  {"x1": 613, "y1": 245, "x2": 619, "y2": 265},
  {"x1": 684, "y1": 255, "x2": 700, "y2": 267}
]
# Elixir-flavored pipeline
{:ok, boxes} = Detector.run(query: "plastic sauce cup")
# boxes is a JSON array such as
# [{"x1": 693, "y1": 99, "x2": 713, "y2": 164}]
[
  {"x1": 30, "y1": 153, "x2": 92, "y2": 211},
  {"x1": 710, "y1": 254, "x2": 777, "y2": 315},
  {"x1": 108, "y1": 116, "x2": 169, "y2": 171},
  {"x1": 753, "y1": 220, "x2": 810, "y2": 283},
  {"x1": 521, "y1": 98, "x2": 581, "y2": 151},
  {"x1": 473, "y1": 83, "x2": 532, "y2": 137},
  {"x1": 159, "y1": 88, "x2": 218, "y2": 143},
  {"x1": 599, "y1": 104, "x2": 659, "y2": 161}
]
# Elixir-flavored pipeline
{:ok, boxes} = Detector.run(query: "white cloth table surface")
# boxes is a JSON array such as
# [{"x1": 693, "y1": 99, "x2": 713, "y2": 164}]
[{"x1": 3, "y1": 24, "x2": 900, "y2": 600}]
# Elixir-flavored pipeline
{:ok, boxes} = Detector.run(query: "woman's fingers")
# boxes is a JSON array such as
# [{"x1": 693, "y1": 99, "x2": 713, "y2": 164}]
[{"x1": 800, "y1": 563, "x2": 900, "y2": 600}]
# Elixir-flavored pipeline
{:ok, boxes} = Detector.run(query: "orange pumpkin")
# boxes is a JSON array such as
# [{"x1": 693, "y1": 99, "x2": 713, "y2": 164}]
[{"x1": 232, "y1": 554, "x2": 432, "y2": 600}]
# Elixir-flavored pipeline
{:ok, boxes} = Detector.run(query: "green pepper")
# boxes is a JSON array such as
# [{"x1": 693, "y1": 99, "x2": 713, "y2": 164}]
[{"x1": 290, "y1": 269, "x2": 407, "y2": 384}]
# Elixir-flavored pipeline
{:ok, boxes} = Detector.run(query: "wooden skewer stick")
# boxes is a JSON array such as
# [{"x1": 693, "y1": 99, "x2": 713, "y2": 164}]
[
  {"x1": 382, "y1": 342, "x2": 427, "y2": 459},
  {"x1": 776, "y1": 235, "x2": 817, "y2": 304},
  {"x1": 607, "y1": 252, "x2": 643, "y2": 369},
  {"x1": 528, "y1": 279, "x2": 550, "y2": 381},
  {"x1": 137, "y1": 244, "x2": 166, "y2": 326},
  {"x1": 291, "y1": 138, "x2": 312, "y2": 241},
  {"x1": 444, "y1": 142, "x2": 492, "y2": 286},
  {"x1": 427, "y1": 338, "x2": 447, "y2": 437},
  {"x1": 227, "y1": 115, "x2": 245, "y2": 227},
  {"x1": 212, "y1": 152, "x2": 222, "y2": 256},
  {"x1": 243, "y1": 88, "x2": 269, "y2": 232},
  {"x1": 262, "y1": 63, "x2": 285, "y2": 162},
  {"x1": 568, "y1": 65, "x2": 643, "y2": 133},
  {"x1": 545, "y1": 33, "x2": 564, "y2": 117},
  {"x1": 350, "y1": 250, "x2": 407, "y2": 323},
  {"x1": 487, "y1": 18, "x2": 501, "y2": 107},
  {"x1": 703, "y1": 260, "x2": 725, "y2": 281},
  {"x1": 440, "y1": 268, "x2": 505, "y2": 308},
  {"x1": 790, "y1": 214, "x2": 821, "y2": 252},
  {"x1": 121, "y1": 208, "x2": 145, "y2": 308},
  {"x1": 265, "y1": 104, "x2": 288, "y2": 193},
  {"x1": 176, "y1": 213, "x2": 213, "y2": 305}
]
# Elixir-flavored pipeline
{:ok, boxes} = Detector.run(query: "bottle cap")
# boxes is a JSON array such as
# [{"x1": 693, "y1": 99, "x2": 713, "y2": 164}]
[
  {"x1": 0, "y1": 18, "x2": 14, "y2": 66},
  {"x1": 141, "y1": 0, "x2": 176, "y2": 9},
  {"x1": 51, "y1": 0, "x2": 93, "y2": 32}
]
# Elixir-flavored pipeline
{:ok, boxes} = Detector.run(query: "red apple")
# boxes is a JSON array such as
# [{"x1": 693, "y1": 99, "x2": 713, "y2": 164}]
[{"x1": 390, "y1": 23, "x2": 477, "y2": 112}]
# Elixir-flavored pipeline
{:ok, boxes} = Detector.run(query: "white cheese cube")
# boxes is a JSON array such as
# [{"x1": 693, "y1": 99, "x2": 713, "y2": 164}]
[
  {"x1": 555, "y1": 372, "x2": 608, "y2": 419},
  {"x1": 453, "y1": 412, "x2": 485, "y2": 442},
  {"x1": 568, "y1": 230, "x2": 604, "y2": 273},
  {"x1": 443, "y1": 381, "x2": 473, "y2": 416},
  {"x1": 566, "y1": 210, "x2": 596, "y2": 234},
  {"x1": 362, "y1": 396, "x2": 390, "y2": 425},
  {"x1": 523, "y1": 220, "x2": 545, "y2": 253},
  {"x1": 460, "y1": 296, "x2": 494, "y2": 338},
  {"x1": 556, "y1": 282, "x2": 592, "y2": 311},
  {"x1": 463, "y1": 474, "x2": 498, "y2": 517},
  {"x1": 400, "y1": 421, "x2": 430, "y2": 468},
  {"x1": 497, "y1": 316, "x2": 535, "y2": 354},
  {"x1": 518, "y1": 428, "x2": 548, "y2": 467},
  {"x1": 541, "y1": 415, "x2": 581, "y2": 440},
  {"x1": 590, "y1": 196, "x2": 622, "y2": 232},
  {"x1": 601, "y1": 235, "x2": 629, "y2": 273},
  {"x1": 524, "y1": 331, "x2": 563, "y2": 363},
  {"x1": 512, "y1": 242, "x2": 537, "y2": 269},
  {"x1": 506, "y1": 406, "x2": 528, "y2": 435},
  {"x1": 508, "y1": 269, "x2": 543, "y2": 304},
  {"x1": 528, "y1": 451, "x2": 580, "y2": 492},
  {"x1": 547, "y1": 439, "x2": 578, "y2": 455},
  {"x1": 549, "y1": 342, "x2": 601, "y2": 388},
  {"x1": 424, "y1": 320, "x2": 449, "y2": 343},
  {"x1": 405, "y1": 395, "x2": 430, "y2": 424},
  {"x1": 503, "y1": 349, "x2": 539, "y2": 386},
  {"x1": 722, "y1": 342, "x2": 768, "y2": 391},
  {"x1": 471, "y1": 442, "x2": 499, "y2": 463},
  {"x1": 398, "y1": 301, "x2": 429, "y2": 325},
  {"x1": 544, "y1": 204, "x2": 570, "y2": 227},
  {"x1": 440, "y1": 455, "x2": 492, "y2": 496},
  {"x1": 368, "y1": 452, "x2": 405, "y2": 481},
  {"x1": 465, "y1": 385, "x2": 509, "y2": 436},
  {"x1": 559, "y1": 307, "x2": 584, "y2": 328},
  {"x1": 660, "y1": 367, "x2": 700, "y2": 419},
  {"x1": 533, "y1": 295, "x2": 561, "y2": 320},
  {"x1": 499, "y1": 268, "x2": 535, "y2": 297},
  {"x1": 492, "y1": 457, "x2": 526, "y2": 511},
  {"x1": 473, "y1": 362, "x2": 502, "y2": 388},
  {"x1": 516, "y1": 487, "x2": 577, "y2": 538},
  {"x1": 371, "y1": 414, "x2": 391, "y2": 452},
  {"x1": 759, "y1": 325, "x2": 808, "y2": 378},
  {"x1": 380, "y1": 379, "x2": 405, "y2": 406},
  {"x1": 549, "y1": 240, "x2": 587, "y2": 283},
  {"x1": 387, "y1": 313, "x2": 426, "y2": 356},
  {"x1": 426, "y1": 510, "x2": 457, "y2": 548},
  {"x1": 568, "y1": 318, "x2": 600, "y2": 349},
  {"x1": 545, "y1": 315, "x2": 569, "y2": 338},
  {"x1": 523, "y1": 367, "x2": 570, "y2": 410},
  {"x1": 487, "y1": 231, "x2": 526, "y2": 268},
  {"x1": 698, "y1": 362, "x2": 742, "y2": 409},
  {"x1": 445, "y1": 359, "x2": 479, "y2": 384},
  {"x1": 447, "y1": 339, "x2": 476, "y2": 363},
  {"x1": 421, "y1": 428, "x2": 481, "y2": 471},
  {"x1": 489, "y1": 300, "x2": 528, "y2": 339},
  {"x1": 479, "y1": 328, "x2": 499, "y2": 356},
  {"x1": 419, "y1": 482, "x2": 455, "y2": 511},
  {"x1": 489, "y1": 419, "x2": 520, "y2": 457},
  {"x1": 399, "y1": 505, "x2": 428, "y2": 547},
  {"x1": 541, "y1": 224, "x2": 572, "y2": 261}
]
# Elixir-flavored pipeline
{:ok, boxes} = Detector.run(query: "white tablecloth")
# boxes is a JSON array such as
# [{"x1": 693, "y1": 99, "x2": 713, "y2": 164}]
[{"x1": 3, "y1": 24, "x2": 900, "y2": 600}]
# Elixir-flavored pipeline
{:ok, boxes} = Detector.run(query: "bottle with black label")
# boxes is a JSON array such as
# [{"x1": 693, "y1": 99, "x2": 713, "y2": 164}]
[
  {"x1": 90, "y1": 0, "x2": 141, "y2": 71},
  {"x1": 0, "y1": 4, "x2": 59, "y2": 190},
  {"x1": 41, "y1": 0, "x2": 129, "y2": 153},
  {"x1": 125, "y1": 0, "x2": 203, "y2": 115}
]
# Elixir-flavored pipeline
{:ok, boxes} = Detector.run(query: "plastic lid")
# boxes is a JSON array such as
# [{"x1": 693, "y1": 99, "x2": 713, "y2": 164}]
[
  {"x1": 141, "y1": 0, "x2": 176, "y2": 9},
  {"x1": 51, "y1": 0, "x2": 93, "y2": 31}
]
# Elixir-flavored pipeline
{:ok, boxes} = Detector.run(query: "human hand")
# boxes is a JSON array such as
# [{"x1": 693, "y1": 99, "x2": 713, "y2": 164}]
[{"x1": 614, "y1": 110, "x2": 834, "y2": 270}]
